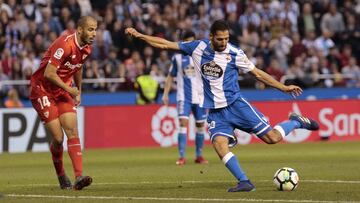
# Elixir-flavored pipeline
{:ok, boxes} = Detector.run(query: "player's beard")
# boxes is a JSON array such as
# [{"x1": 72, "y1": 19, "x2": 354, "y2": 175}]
[
  {"x1": 80, "y1": 34, "x2": 93, "y2": 45},
  {"x1": 214, "y1": 44, "x2": 226, "y2": 52},
  {"x1": 87, "y1": 38, "x2": 94, "y2": 44}
]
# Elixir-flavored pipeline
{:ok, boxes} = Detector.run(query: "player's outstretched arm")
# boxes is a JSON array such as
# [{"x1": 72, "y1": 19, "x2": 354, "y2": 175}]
[
  {"x1": 162, "y1": 75, "x2": 174, "y2": 106},
  {"x1": 125, "y1": 28, "x2": 180, "y2": 50},
  {"x1": 249, "y1": 68, "x2": 303, "y2": 97},
  {"x1": 44, "y1": 64, "x2": 79, "y2": 97}
]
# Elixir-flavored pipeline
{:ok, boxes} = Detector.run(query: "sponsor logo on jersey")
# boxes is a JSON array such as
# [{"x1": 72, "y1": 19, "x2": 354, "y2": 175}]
[
  {"x1": 54, "y1": 48, "x2": 64, "y2": 59},
  {"x1": 64, "y1": 61, "x2": 83, "y2": 69},
  {"x1": 201, "y1": 61, "x2": 223, "y2": 79}
]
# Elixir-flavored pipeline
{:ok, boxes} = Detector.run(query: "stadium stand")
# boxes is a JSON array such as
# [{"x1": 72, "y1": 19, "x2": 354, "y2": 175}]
[{"x1": 0, "y1": 0, "x2": 359, "y2": 105}]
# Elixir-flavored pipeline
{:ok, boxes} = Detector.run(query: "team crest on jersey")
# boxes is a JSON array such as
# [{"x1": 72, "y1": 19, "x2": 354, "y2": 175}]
[
  {"x1": 226, "y1": 53, "x2": 231, "y2": 61},
  {"x1": 44, "y1": 111, "x2": 49, "y2": 118},
  {"x1": 54, "y1": 48, "x2": 64, "y2": 59},
  {"x1": 82, "y1": 54, "x2": 87, "y2": 60},
  {"x1": 201, "y1": 61, "x2": 223, "y2": 80}
]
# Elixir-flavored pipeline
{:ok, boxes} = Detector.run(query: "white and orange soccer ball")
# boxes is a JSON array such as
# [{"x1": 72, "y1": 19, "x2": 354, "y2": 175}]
[{"x1": 273, "y1": 167, "x2": 299, "y2": 191}]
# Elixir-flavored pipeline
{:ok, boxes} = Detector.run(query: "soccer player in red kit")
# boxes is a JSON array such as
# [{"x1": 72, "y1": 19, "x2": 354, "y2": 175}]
[{"x1": 30, "y1": 16, "x2": 97, "y2": 190}]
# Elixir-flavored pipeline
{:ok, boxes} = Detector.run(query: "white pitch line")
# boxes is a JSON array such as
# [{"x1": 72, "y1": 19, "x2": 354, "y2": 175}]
[
  {"x1": 8, "y1": 179, "x2": 360, "y2": 188},
  {"x1": 301, "y1": 180, "x2": 360, "y2": 184},
  {"x1": 5, "y1": 194, "x2": 360, "y2": 203}
]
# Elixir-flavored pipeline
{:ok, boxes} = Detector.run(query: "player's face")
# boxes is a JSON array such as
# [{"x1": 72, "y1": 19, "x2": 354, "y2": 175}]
[
  {"x1": 210, "y1": 30, "x2": 229, "y2": 52},
  {"x1": 79, "y1": 20, "x2": 97, "y2": 45}
]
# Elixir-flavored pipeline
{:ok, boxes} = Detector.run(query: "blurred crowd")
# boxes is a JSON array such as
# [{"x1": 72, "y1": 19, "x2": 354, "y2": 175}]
[{"x1": 0, "y1": 0, "x2": 360, "y2": 106}]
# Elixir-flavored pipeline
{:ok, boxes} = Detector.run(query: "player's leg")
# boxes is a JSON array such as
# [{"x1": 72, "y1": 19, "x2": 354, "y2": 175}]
[
  {"x1": 260, "y1": 113, "x2": 319, "y2": 144},
  {"x1": 177, "y1": 118, "x2": 188, "y2": 165},
  {"x1": 45, "y1": 119, "x2": 73, "y2": 189},
  {"x1": 208, "y1": 107, "x2": 255, "y2": 192},
  {"x1": 31, "y1": 96, "x2": 71, "y2": 189},
  {"x1": 176, "y1": 101, "x2": 191, "y2": 165},
  {"x1": 58, "y1": 96, "x2": 92, "y2": 190},
  {"x1": 231, "y1": 98, "x2": 319, "y2": 143},
  {"x1": 192, "y1": 104, "x2": 208, "y2": 164},
  {"x1": 46, "y1": 120, "x2": 65, "y2": 177},
  {"x1": 58, "y1": 112, "x2": 81, "y2": 175}
]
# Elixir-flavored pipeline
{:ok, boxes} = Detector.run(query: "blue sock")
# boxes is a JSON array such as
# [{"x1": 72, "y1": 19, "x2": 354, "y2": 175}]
[
  {"x1": 195, "y1": 133, "x2": 204, "y2": 157},
  {"x1": 223, "y1": 152, "x2": 248, "y2": 181},
  {"x1": 178, "y1": 133, "x2": 187, "y2": 158},
  {"x1": 275, "y1": 120, "x2": 301, "y2": 137}
]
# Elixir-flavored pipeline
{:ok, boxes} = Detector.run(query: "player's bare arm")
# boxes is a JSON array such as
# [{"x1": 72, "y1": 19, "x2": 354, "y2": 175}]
[
  {"x1": 44, "y1": 64, "x2": 79, "y2": 97},
  {"x1": 125, "y1": 28, "x2": 180, "y2": 50},
  {"x1": 162, "y1": 75, "x2": 174, "y2": 106},
  {"x1": 73, "y1": 68, "x2": 83, "y2": 106},
  {"x1": 249, "y1": 67, "x2": 303, "y2": 97}
]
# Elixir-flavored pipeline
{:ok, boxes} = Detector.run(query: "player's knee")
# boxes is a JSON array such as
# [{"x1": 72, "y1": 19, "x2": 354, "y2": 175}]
[
  {"x1": 195, "y1": 122, "x2": 205, "y2": 128},
  {"x1": 212, "y1": 136, "x2": 230, "y2": 158},
  {"x1": 179, "y1": 119, "x2": 188, "y2": 127},
  {"x1": 263, "y1": 133, "x2": 282, "y2": 144},
  {"x1": 268, "y1": 136, "x2": 281, "y2": 144},
  {"x1": 212, "y1": 136, "x2": 228, "y2": 148},
  {"x1": 63, "y1": 127, "x2": 79, "y2": 139}
]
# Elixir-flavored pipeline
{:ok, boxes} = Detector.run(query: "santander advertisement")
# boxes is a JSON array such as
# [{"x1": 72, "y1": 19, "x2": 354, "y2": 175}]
[{"x1": 85, "y1": 99, "x2": 360, "y2": 148}]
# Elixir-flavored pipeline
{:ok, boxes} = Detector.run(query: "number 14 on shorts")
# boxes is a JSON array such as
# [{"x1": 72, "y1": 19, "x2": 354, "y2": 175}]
[{"x1": 37, "y1": 96, "x2": 51, "y2": 109}]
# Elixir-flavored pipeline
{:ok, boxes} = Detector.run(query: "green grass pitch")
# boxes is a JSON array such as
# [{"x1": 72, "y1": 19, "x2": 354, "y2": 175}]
[{"x1": 1, "y1": 141, "x2": 359, "y2": 203}]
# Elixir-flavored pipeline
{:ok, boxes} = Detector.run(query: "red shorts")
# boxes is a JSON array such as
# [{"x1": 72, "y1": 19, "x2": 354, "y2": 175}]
[{"x1": 31, "y1": 88, "x2": 76, "y2": 123}]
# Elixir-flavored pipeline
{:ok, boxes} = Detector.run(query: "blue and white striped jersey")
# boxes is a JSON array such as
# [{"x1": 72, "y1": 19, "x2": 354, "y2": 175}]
[
  {"x1": 169, "y1": 54, "x2": 199, "y2": 104},
  {"x1": 178, "y1": 39, "x2": 255, "y2": 109}
]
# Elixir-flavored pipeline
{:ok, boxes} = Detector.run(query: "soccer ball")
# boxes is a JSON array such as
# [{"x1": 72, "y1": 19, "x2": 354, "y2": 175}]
[{"x1": 273, "y1": 167, "x2": 299, "y2": 191}]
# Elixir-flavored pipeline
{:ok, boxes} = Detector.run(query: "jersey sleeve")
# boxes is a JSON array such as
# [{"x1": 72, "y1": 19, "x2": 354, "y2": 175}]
[
  {"x1": 235, "y1": 51, "x2": 255, "y2": 73},
  {"x1": 48, "y1": 39, "x2": 71, "y2": 68},
  {"x1": 178, "y1": 40, "x2": 200, "y2": 56},
  {"x1": 169, "y1": 55, "x2": 178, "y2": 77}
]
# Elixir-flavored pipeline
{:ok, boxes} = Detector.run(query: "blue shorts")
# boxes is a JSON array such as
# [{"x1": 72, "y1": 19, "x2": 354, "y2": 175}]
[
  {"x1": 207, "y1": 98, "x2": 271, "y2": 147},
  {"x1": 177, "y1": 101, "x2": 207, "y2": 122}
]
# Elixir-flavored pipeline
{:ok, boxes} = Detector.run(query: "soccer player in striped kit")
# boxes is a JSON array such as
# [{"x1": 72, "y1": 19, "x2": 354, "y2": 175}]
[
  {"x1": 162, "y1": 30, "x2": 208, "y2": 165},
  {"x1": 126, "y1": 20, "x2": 319, "y2": 192}
]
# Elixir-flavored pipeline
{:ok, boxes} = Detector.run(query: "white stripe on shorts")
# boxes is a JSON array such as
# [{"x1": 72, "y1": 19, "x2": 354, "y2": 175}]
[{"x1": 240, "y1": 97, "x2": 268, "y2": 125}]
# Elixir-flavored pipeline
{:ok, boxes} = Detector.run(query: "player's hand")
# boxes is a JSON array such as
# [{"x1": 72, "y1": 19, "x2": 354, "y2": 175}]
[
  {"x1": 75, "y1": 94, "x2": 81, "y2": 106},
  {"x1": 282, "y1": 85, "x2": 303, "y2": 98},
  {"x1": 125, "y1": 28, "x2": 142, "y2": 38},
  {"x1": 162, "y1": 94, "x2": 169, "y2": 106},
  {"x1": 68, "y1": 87, "x2": 80, "y2": 97}
]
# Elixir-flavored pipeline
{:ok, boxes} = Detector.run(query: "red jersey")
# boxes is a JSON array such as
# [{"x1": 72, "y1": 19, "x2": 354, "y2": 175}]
[{"x1": 30, "y1": 33, "x2": 92, "y2": 99}]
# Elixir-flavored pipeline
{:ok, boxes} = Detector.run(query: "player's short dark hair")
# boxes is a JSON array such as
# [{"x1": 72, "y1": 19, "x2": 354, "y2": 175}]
[
  {"x1": 77, "y1": 16, "x2": 96, "y2": 28},
  {"x1": 181, "y1": 30, "x2": 196, "y2": 40},
  {"x1": 210, "y1": 20, "x2": 229, "y2": 35}
]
